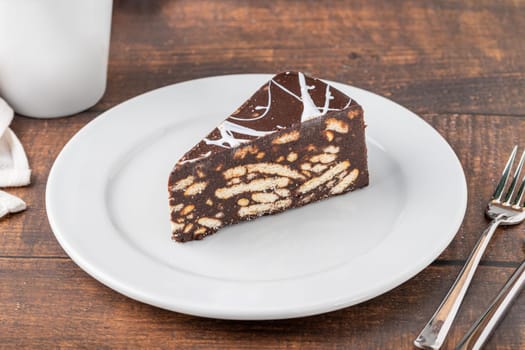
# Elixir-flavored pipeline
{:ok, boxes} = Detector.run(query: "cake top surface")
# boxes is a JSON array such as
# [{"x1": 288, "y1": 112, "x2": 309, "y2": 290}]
[{"x1": 178, "y1": 71, "x2": 357, "y2": 164}]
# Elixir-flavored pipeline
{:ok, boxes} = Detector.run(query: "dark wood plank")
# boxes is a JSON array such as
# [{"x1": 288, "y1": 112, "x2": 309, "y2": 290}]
[
  {"x1": 1, "y1": 258, "x2": 523, "y2": 349},
  {"x1": 94, "y1": 0, "x2": 525, "y2": 115}
]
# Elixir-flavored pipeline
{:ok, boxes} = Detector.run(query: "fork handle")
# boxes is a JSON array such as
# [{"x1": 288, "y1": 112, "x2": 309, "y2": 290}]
[
  {"x1": 414, "y1": 217, "x2": 504, "y2": 350},
  {"x1": 455, "y1": 258, "x2": 525, "y2": 350}
]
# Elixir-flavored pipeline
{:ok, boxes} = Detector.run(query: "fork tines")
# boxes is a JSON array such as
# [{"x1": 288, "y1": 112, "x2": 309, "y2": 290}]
[{"x1": 492, "y1": 145, "x2": 525, "y2": 207}]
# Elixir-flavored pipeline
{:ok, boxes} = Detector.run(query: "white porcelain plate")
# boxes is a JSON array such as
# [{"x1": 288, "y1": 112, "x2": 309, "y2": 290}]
[{"x1": 46, "y1": 74, "x2": 467, "y2": 320}]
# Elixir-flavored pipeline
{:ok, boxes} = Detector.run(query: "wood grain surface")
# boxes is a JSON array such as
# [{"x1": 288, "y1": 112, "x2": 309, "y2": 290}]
[{"x1": 2, "y1": 0, "x2": 525, "y2": 349}]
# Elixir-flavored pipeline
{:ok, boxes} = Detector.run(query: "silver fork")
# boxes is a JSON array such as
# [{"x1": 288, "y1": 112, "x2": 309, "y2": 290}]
[
  {"x1": 414, "y1": 145, "x2": 525, "y2": 350},
  {"x1": 455, "y1": 257, "x2": 525, "y2": 350}
]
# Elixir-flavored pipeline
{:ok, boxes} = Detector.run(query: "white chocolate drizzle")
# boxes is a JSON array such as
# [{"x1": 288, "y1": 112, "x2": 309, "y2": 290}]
[
  {"x1": 179, "y1": 151, "x2": 212, "y2": 164},
  {"x1": 186, "y1": 72, "x2": 352, "y2": 161},
  {"x1": 203, "y1": 121, "x2": 274, "y2": 148},
  {"x1": 298, "y1": 72, "x2": 324, "y2": 122}
]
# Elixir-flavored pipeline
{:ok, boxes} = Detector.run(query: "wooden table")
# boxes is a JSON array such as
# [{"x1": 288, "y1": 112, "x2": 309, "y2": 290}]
[{"x1": 2, "y1": 1, "x2": 525, "y2": 348}]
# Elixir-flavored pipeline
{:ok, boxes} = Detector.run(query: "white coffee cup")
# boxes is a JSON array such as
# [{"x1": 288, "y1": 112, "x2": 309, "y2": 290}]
[{"x1": 0, "y1": 0, "x2": 113, "y2": 118}]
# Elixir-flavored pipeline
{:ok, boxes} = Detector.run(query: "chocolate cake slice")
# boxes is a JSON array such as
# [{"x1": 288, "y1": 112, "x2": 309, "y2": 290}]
[{"x1": 168, "y1": 72, "x2": 368, "y2": 242}]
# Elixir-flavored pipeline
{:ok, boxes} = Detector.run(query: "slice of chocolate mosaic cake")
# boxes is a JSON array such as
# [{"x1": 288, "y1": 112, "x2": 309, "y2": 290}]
[{"x1": 168, "y1": 72, "x2": 369, "y2": 242}]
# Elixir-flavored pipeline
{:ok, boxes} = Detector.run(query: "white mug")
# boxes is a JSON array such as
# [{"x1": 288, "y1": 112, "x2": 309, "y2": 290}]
[{"x1": 0, "y1": 0, "x2": 113, "y2": 118}]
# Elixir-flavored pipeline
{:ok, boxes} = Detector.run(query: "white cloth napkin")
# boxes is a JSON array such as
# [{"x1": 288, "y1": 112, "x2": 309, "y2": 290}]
[{"x1": 0, "y1": 97, "x2": 31, "y2": 218}]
